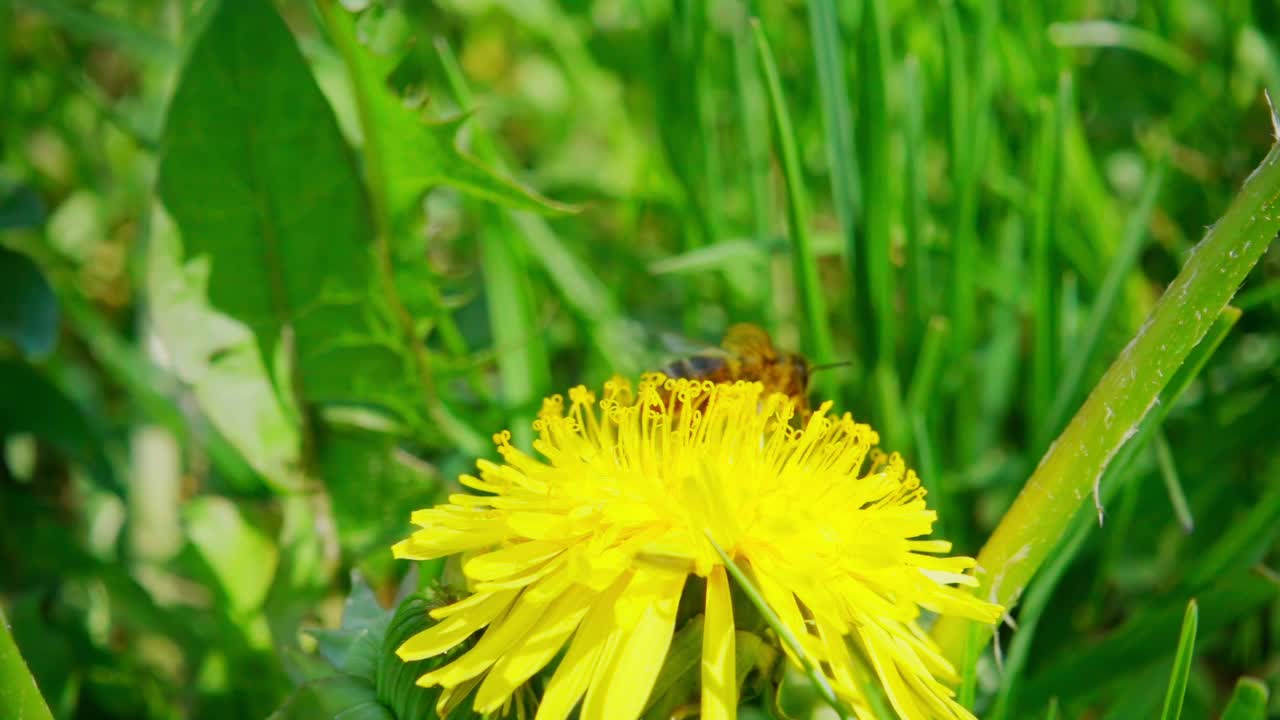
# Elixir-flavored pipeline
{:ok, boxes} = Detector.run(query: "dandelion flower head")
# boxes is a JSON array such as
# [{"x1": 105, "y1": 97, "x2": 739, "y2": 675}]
[{"x1": 393, "y1": 374, "x2": 1003, "y2": 719}]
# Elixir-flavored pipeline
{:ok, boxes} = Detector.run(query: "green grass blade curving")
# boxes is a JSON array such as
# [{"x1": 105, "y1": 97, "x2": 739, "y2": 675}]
[{"x1": 1159, "y1": 599, "x2": 1199, "y2": 720}]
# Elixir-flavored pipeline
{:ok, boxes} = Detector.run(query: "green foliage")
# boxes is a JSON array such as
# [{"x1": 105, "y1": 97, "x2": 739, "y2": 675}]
[{"x1": 2, "y1": 0, "x2": 1280, "y2": 718}]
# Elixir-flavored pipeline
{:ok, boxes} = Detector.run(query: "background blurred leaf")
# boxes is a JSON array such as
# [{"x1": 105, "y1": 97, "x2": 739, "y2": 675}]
[
  {"x1": 0, "y1": 245, "x2": 58, "y2": 357},
  {"x1": 0, "y1": 358, "x2": 113, "y2": 490},
  {"x1": 0, "y1": 182, "x2": 45, "y2": 230},
  {"x1": 183, "y1": 496, "x2": 278, "y2": 616}
]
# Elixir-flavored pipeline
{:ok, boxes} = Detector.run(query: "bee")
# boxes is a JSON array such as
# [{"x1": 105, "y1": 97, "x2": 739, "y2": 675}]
[{"x1": 660, "y1": 323, "x2": 813, "y2": 413}]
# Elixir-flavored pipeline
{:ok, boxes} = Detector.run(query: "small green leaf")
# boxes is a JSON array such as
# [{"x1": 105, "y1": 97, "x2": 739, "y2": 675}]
[
  {"x1": 270, "y1": 675, "x2": 393, "y2": 720},
  {"x1": 321, "y1": 2, "x2": 571, "y2": 250},
  {"x1": 1220, "y1": 677, "x2": 1269, "y2": 720},
  {"x1": 309, "y1": 576, "x2": 393, "y2": 682},
  {"x1": 1159, "y1": 599, "x2": 1199, "y2": 720},
  {"x1": 0, "y1": 246, "x2": 58, "y2": 358}
]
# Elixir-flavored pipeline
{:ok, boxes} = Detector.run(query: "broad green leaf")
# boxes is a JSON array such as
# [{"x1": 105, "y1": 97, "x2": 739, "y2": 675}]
[
  {"x1": 0, "y1": 359, "x2": 114, "y2": 490},
  {"x1": 156, "y1": 0, "x2": 428, "y2": 432},
  {"x1": 146, "y1": 205, "x2": 301, "y2": 488},
  {"x1": 0, "y1": 246, "x2": 58, "y2": 357},
  {"x1": 1220, "y1": 677, "x2": 1269, "y2": 720},
  {"x1": 0, "y1": 607, "x2": 55, "y2": 720}
]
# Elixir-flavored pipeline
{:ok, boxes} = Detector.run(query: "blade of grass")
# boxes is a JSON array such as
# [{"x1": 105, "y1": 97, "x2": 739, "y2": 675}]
[
  {"x1": 1182, "y1": 451, "x2": 1280, "y2": 591},
  {"x1": 752, "y1": 19, "x2": 838, "y2": 398},
  {"x1": 705, "y1": 532, "x2": 855, "y2": 720},
  {"x1": 806, "y1": 0, "x2": 863, "y2": 363},
  {"x1": 906, "y1": 316, "x2": 956, "y2": 538},
  {"x1": 0, "y1": 608, "x2": 55, "y2": 720},
  {"x1": 1029, "y1": 80, "x2": 1067, "y2": 432},
  {"x1": 1220, "y1": 677, "x2": 1269, "y2": 720},
  {"x1": 943, "y1": 0, "x2": 998, "y2": 465},
  {"x1": 987, "y1": 307, "x2": 1240, "y2": 720},
  {"x1": 1037, "y1": 162, "x2": 1165, "y2": 452},
  {"x1": 730, "y1": 1, "x2": 777, "y2": 332},
  {"x1": 1049, "y1": 21, "x2": 1195, "y2": 76},
  {"x1": 903, "y1": 56, "x2": 931, "y2": 334},
  {"x1": 856, "y1": 0, "x2": 904, "y2": 446},
  {"x1": 1019, "y1": 568, "x2": 1273, "y2": 713},
  {"x1": 1153, "y1": 429, "x2": 1194, "y2": 533},
  {"x1": 1159, "y1": 599, "x2": 1199, "y2": 720}
]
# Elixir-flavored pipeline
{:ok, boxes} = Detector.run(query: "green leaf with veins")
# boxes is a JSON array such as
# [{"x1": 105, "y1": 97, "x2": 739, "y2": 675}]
[{"x1": 156, "y1": 0, "x2": 428, "y2": 432}]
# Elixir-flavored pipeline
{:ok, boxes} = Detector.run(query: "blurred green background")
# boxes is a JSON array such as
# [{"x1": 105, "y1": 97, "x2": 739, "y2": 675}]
[{"x1": 2, "y1": 0, "x2": 1280, "y2": 717}]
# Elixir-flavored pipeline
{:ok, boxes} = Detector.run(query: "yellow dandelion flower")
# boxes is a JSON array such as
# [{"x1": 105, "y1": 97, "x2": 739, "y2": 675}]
[{"x1": 393, "y1": 375, "x2": 1003, "y2": 720}]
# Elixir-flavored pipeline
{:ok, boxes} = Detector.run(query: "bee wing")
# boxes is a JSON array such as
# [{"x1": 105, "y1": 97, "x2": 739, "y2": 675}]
[
  {"x1": 658, "y1": 331, "x2": 727, "y2": 358},
  {"x1": 720, "y1": 322, "x2": 777, "y2": 361}
]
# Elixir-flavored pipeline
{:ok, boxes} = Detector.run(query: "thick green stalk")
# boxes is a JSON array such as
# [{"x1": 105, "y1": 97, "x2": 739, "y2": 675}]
[
  {"x1": 932, "y1": 137, "x2": 1280, "y2": 663},
  {"x1": 1029, "y1": 85, "x2": 1064, "y2": 433}
]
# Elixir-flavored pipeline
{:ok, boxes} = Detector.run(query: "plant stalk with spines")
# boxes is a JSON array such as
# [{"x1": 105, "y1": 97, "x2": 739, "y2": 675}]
[{"x1": 932, "y1": 107, "x2": 1280, "y2": 665}]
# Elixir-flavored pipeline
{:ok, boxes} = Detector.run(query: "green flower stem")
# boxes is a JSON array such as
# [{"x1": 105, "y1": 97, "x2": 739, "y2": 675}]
[
  {"x1": 705, "y1": 532, "x2": 855, "y2": 720},
  {"x1": 0, "y1": 608, "x2": 54, "y2": 720},
  {"x1": 932, "y1": 135, "x2": 1280, "y2": 663}
]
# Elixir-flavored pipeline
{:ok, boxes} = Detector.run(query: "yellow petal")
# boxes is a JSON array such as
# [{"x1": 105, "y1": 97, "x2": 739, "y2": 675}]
[
  {"x1": 581, "y1": 563, "x2": 686, "y2": 720},
  {"x1": 701, "y1": 566, "x2": 736, "y2": 720},
  {"x1": 419, "y1": 565, "x2": 571, "y2": 687},
  {"x1": 397, "y1": 589, "x2": 518, "y2": 661},
  {"x1": 464, "y1": 540, "x2": 564, "y2": 581},
  {"x1": 472, "y1": 588, "x2": 596, "y2": 713},
  {"x1": 856, "y1": 624, "x2": 928, "y2": 720},
  {"x1": 534, "y1": 574, "x2": 632, "y2": 720}
]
